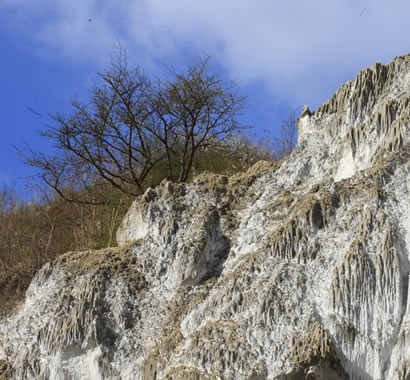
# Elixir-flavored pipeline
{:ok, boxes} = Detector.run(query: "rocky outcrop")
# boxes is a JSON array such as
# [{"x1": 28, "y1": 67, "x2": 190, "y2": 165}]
[{"x1": 1, "y1": 54, "x2": 410, "y2": 379}]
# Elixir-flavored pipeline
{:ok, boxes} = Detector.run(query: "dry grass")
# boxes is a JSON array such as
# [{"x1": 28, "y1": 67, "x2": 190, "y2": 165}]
[
  {"x1": 0, "y1": 136, "x2": 287, "y2": 315},
  {"x1": 0, "y1": 183, "x2": 132, "y2": 314}
]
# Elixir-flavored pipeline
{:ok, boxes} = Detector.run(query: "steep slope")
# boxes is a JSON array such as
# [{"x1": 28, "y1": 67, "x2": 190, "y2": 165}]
[{"x1": 1, "y1": 54, "x2": 410, "y2": 380}]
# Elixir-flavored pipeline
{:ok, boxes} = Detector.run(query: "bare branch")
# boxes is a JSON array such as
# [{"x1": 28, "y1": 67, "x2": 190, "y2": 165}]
[{"x1": 20, "y1": 49, "x2": 248, "y2": 202}]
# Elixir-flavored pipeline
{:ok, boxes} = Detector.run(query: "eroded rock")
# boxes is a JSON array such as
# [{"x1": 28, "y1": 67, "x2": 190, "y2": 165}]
[{"x1": 1, "y1": 54, "x2": 410, "y2": 379}]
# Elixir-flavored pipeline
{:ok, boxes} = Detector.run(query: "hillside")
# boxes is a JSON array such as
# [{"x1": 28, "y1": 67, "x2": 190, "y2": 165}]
[{"x1": 1, "y1": 55, "x2": 410, "y2": 379}]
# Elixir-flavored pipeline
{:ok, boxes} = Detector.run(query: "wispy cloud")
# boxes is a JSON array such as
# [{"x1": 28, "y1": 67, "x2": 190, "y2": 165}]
[{"x1": 2, "y1": 0, "x2": 410, "y2": 107}]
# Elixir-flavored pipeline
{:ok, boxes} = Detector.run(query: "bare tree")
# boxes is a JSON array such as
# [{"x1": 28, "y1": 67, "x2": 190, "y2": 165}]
[
  {"x1": 21, "y1": 50, "x2": 247, "y2": 203},
  {"x1": 156, "y1": 57, "x2": 246, "y2": 182},
  {"x1": 272, "y1": 110, "x2": 298, "y2": 159},
  {"x1": 21, "y1": 49, "x2": 164, "y2": 203}
]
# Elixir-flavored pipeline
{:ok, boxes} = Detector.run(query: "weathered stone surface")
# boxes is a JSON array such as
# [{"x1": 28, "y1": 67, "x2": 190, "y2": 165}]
[
  {"x1": 0, "y1": 360, "x2": 13, "y2": 380},
  {"x1": 1, "y1": 54, "x2": 410, "y2": 379}
]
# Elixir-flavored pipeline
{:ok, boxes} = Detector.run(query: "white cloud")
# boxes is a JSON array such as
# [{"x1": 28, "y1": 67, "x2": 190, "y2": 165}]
[{"x1": 2, "y1": 0, "x2": 410, "y2": 108}]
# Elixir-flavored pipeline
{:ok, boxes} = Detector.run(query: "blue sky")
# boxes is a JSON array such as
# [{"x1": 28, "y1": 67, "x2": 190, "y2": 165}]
[{"x1": 1, "y1": 0, "x2": 410, "y2": 196}]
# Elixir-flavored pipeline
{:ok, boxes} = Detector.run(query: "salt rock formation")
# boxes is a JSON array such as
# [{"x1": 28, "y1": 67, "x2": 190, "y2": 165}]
[{"x1": 1, "y1": 54, "x2": 410, "y2": 380}]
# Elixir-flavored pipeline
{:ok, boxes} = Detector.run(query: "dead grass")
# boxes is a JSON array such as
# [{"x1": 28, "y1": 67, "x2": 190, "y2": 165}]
[
  {"x1": 0, "y1": 136, "x2": 285, "y2": 315},
  {"x1": 0, "y1": 184, "x2": 132, "y2": 314}
]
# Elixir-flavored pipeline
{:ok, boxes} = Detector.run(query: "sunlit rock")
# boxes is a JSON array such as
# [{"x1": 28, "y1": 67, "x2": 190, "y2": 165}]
[{"x1": 1, "y1": 54, "x2": 410, "y2": 379}]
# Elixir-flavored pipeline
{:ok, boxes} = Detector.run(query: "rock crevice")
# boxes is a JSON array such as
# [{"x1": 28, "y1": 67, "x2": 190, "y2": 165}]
[{"x1": 1, "y1": 54, "x2": 410, "y2": 380}]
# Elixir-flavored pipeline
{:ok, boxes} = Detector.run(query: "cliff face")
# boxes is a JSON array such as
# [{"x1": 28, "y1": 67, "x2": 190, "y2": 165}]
[{"x1": 1, "y1": 55, "x2": 410, "y2": 380}]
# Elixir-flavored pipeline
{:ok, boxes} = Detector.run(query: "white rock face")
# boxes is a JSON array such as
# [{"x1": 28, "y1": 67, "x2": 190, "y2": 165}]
[{"x1": 1, "y1": 55, "x2": 410, "y2": 380}]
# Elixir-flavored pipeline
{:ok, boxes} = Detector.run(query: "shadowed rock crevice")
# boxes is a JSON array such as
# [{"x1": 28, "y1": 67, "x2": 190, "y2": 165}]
[
  {"x1": 1, "y1": 55, "x2": 410, "y2": 379},
  {"x1": 0, "y1": 360, "x2": 13, "y2": 380}
]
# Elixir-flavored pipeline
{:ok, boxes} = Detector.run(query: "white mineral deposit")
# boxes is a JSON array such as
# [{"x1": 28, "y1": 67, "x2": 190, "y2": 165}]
[{"x1": 1, "y1": 54, "x2": 410, "y2": 379}]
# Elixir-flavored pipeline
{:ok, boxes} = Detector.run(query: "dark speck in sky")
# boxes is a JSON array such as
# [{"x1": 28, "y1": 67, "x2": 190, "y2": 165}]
[{"x1": 27, "y1": 107, "x2": 42, "y2": 117}]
